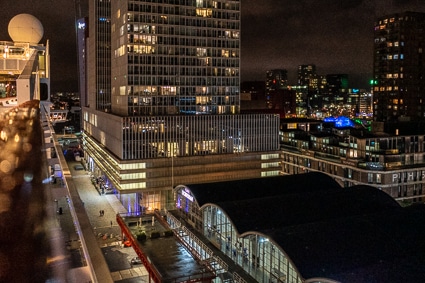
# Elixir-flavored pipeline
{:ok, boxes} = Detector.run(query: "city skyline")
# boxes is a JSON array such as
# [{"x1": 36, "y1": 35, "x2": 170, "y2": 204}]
[{"x1": 0, "y1": 0, "x2": 425, "y2": 92}]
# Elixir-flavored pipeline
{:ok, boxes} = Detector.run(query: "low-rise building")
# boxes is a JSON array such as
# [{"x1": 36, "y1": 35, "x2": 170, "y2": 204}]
[{"x1": 280, "y1": 119, "x2": 425, "y2": 202}]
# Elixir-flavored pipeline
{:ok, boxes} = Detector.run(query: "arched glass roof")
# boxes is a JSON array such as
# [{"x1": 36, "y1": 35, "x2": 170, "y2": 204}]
[{"x1": 175, "y1": 172, "x2": 425, "y2": 282}]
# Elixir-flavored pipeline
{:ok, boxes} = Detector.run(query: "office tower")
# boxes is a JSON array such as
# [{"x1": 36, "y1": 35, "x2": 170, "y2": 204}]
[
  {"x1": 297, "y1": 64, "x2": 317, "y2": 116},
  {"x1": 373, "y1": 12, "x2": 425, "y2": 122},
  {"x1": 297, "y1": 64, "x2": 316, "y2": 86},
  {"x1": 87, "y1": 0, "x2": 111, "y2": 112},
  {"x1": 82, "y1": 0, "x2": 280, "y2": 212},
  {"x1": 265, "y1": 69, "x2": 288, "y2": 109},
  {"x1": 324, "y1": 74, "x2": 348, "y2": 106},
  {"x1": 76, "y1": 17, "x2": 88, "y2": 111},
  {"x1": 266, "y1": 69, "x2": 288, "y2": 93}
]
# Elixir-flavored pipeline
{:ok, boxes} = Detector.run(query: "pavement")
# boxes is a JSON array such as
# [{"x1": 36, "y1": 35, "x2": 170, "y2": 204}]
[
  {"x1": 66, "y1": 160, "x2": 150, "y2": 282},
  {"x1": 43, "y1": 119, "x2": 149, "y2": 282}
]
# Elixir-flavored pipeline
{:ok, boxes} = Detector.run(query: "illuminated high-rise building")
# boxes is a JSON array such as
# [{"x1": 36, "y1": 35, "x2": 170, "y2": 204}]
[
  {"x1": 82, "y1": 0, "x2": 280, "y2": 211},
  {"x1": 373, "y1": 11, "x2": 425, "y2": 122},
  {"x1": 297, "y1": 64, "x2": 316, "y2": 87},
  {"x1": 266, "y1": 69, "x2": 288, "y2": 93},
  {"x1": 76, "y1": 17, "x2": 88, "y2": 111},
  {"x1": 323, "y1": 74, "x2": 349, "y2": 106}
]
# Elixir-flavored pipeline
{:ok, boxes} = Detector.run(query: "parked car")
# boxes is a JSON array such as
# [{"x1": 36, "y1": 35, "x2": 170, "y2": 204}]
[{"x1": 130, "y1": 257, "x2": 142, "y2": 265}]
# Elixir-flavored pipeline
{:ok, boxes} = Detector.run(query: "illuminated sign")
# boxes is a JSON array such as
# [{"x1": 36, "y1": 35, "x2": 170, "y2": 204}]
[
  {"x1": 78, "y1": 22, "x2": 86, "y2": 30},
  {"x1": 324, "y1": 116, "x2": 355, "y2": 128},
  {"x1": 181, "y1": 189, "x2": 194, "y2": 202}
]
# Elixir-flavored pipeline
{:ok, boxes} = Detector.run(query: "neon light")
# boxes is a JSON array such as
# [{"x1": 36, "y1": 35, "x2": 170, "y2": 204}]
[
  {"x1": 181, "y1": 190, "x2": 193, "y2": 202},
  {"x1": 324, "y1": 116, "x2": 354, "y2": 128}
]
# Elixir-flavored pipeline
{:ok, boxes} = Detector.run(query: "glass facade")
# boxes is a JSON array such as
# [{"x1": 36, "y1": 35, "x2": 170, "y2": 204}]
[
  {"x1": 173, "y1": 187, "x2": 303, "y2": 283},
  {"x1": 95, "y1": 0, "x2": 112, "y2": 112},
  {"x1": 111, "y1": 0, "x2": 240, "y2": 116},
  {"x1": 83, "y1": 112, "x2": 281, "y2": 211},
  {"x1": 84, "y1": 0, "x2": 281, "y2": 212},
  {"x1": 121, "y1": 114, "x2": 279, "y2": 159}
]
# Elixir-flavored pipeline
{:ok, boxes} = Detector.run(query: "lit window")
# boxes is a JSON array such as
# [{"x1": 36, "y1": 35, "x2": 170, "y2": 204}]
[
  {"x1": 376, "y1": 174, "x2": 381, "y2": 184},
  {"x1": 196, "y1": 48, "x2": 207, "y2": 56},
  {"x1": 196, "y1": 8, "x2": 212, "y2": 17}
]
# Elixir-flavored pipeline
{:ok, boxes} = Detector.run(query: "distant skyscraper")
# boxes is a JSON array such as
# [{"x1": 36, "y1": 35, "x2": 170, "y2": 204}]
[
  {"x1": 324, "y1": 74, "x2": 349, "y2": 105},
  {"x1": 373, "y1": 12, "x2": 425, "y2": 122},
  {"x1": 266, "y1": 69, "x2": 288, "y2": 93},
  {"x1": 265, "y1": 69, "x2": 288, "y2": 108},
  {"x1": 83, "y1": 0, "x2": 280, "y2": 211},
  {"x1": 297, "y1": 64, "x2": 318, "y2": 115},
  {"x1": 297, "y1": 64, "x2": 316, "y2": 87}
]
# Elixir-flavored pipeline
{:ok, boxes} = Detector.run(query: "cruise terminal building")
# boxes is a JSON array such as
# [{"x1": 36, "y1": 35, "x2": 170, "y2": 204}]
[{"x1": 158, "y1": 172, "x2": 425, "y2": 283}]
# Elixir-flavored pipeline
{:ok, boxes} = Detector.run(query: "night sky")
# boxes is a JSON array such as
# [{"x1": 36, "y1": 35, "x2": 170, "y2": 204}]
[{"x1": 0, "y1": 0, "x2": 424, "y2": 92}]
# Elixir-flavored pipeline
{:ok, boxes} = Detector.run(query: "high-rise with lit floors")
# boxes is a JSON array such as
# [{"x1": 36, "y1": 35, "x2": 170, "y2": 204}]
[
  {"x1": 82, "y1": 0, "x2": 280, "y2": 212},
  {"x1": 373, "y1": 11, "x2": 425, "y2": 122}
]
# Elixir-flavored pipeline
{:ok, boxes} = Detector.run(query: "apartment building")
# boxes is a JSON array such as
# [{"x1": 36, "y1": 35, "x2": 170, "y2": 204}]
[{"x1": 82, "y1": 0, "x2": 280, "y2": 212}]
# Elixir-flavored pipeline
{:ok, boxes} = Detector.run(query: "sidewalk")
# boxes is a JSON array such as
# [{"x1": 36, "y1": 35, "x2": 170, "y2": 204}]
[
  {"x1": 68, "y1": 164, "x2": 127, "y2": 244},
  {"x1": 44, "y1": 136, "x2": 131, "y2": 282},
  {"x1": 59, "y1": 159, "x2": 147, "y2": 283},
  {"x1": 42, "y1": 106, "x2": 145, "y2": 282}
]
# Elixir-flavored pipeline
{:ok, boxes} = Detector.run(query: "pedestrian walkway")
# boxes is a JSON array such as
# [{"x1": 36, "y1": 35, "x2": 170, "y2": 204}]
[
  {"x1": 61, "y1": 158, "x2": 148, "y2": 282},
  {"x1": 69, "y1": 165, "x2": 125, "y2": 240},
  {"x1": 42, "y1": 120, "x2": 146, "y2": 282}
]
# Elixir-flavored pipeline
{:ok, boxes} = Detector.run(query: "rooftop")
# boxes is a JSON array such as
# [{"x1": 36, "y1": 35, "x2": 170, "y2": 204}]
[{"x1": 183, "y1": 173, "x2": 425, "y2": 282}]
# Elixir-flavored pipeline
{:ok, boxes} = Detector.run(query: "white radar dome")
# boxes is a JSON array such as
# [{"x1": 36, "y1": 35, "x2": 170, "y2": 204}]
[{"x1": 8, "y1": 14, "x2": 44, "y2": 44}]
